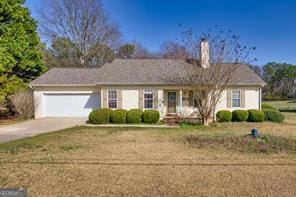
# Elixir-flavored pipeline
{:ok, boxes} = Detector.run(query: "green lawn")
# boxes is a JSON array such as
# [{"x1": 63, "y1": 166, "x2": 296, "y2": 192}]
[
  {"x1": 264, "y1": 100, "x2": 296, "y2": 112},
  {"x1": 0, "y1": 113, "x2": 296, "y2": 196}
]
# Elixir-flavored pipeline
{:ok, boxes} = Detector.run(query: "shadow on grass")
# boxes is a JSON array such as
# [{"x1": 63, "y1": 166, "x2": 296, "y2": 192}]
[
  {"x1": 279, "y1": 109, "x2": 296, "y2": 113},
  {"x1": 287, "y1": 100, "x2": 296, "y2": 103}
]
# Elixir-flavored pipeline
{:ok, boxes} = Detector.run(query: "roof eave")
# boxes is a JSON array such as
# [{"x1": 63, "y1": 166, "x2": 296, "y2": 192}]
[
  {"x1": 30, "y1": 82, "x2": 266, "y2": 87},
  {"x1": 30, "y1": 84, "x2": 99, "y2": 87}
]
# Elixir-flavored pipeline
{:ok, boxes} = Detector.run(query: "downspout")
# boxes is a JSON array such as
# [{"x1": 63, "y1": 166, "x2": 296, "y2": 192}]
[{"x1": 259, "y1": 86, "x2": 262, "y2": 110}]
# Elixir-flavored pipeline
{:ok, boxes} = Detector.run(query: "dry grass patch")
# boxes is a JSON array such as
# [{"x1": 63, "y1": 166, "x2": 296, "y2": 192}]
[
  {"x1": 185, "y1": 134, "x2": 296, "y2": 154},
  {"x1": 0, "y1": 117, "x2": 296, "y2": 196}
]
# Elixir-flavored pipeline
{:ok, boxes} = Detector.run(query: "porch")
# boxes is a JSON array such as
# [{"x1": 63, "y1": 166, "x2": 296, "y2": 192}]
[{"x1": 161, "y1": 89, "x2": 200, "y2": 124}]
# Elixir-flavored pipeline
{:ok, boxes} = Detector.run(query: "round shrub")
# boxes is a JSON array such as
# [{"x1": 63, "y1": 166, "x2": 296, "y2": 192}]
[
  {"x1": 142, "y1": 110, "x2": 160, "y2": 123},
  {"x1": 216, "y1": 110, "x2": 232, "y2": 122},
  {"x1": 262, "y1": 103, "x2": 277, "y2": 111},
  {"x1": 263, "y1": 109, "x2": 285, "y2": 123},
  {"x1": 247, "y1": 109, "x2": 265, "y2": 122},
  {"x1": 110, "y1": 109, "x2": 127, "y2": 124},
  {"x1": 127, "y1": 109, "x2": 143, "y2": 123},
  {"x1": 232, "y1": 110, "x2": 249, "y2": 122},
  {"x1": 88, "y1": 108, "x2": 112, "y2": 124}
]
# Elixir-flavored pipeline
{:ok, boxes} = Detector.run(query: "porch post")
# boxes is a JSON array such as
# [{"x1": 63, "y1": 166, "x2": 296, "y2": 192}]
[
  {"x1": 158, "y1": 89, "x2": 164, "y2": 118},
  {"x1": 179, "y1": 90, "x2": 183, "y2": 116},
  {"x1": 100, "y1": 87, "x2": 104, "y2": 108}
]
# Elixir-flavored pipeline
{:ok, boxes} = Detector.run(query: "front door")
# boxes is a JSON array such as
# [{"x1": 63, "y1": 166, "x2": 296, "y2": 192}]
[{"x1": 167, "y1": 91, "x2": 177, "y2": 113}]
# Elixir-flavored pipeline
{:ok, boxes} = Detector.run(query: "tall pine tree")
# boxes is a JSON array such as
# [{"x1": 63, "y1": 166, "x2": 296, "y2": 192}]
[{"x1": 0, "y1": 0, "x2": 45, "y2": 104}]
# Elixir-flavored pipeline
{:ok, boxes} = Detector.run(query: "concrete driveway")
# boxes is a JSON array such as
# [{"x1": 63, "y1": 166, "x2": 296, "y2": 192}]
[{"x1": 0, "y1": 117, "x2": 86, "y2": 143}]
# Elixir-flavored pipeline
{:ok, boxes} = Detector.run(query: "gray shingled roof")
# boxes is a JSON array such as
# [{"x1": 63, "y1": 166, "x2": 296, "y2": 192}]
[{"x1": 30, "y1": 59, "x2": 265, "y2": 86}]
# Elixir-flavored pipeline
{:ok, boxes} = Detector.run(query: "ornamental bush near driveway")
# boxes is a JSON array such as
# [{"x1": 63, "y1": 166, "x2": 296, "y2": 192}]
[
  {"x1": 110, "y1": 109, "x2": 128, "y2": 124},
  {"x1": 247, "y1": 109, "x2": 265, "y2": 122},
  {"x1": 88, "y1": 108, "x2": 112, "y2": 124},
  {"x1": 127, "y1": 109, "x2": 143, "y2": 123},
  {"x1": 263, "y1": 109, "x2": 285, "y2": 123},
  {"x1": 142, "y1": 110, "x2": 160, "y2": 123},
  {"x1": 232, "y1": 110, "x2": 249, "y2": 122},
  {"x1": 216, "y1": 110, "x2": 232, "y2": 122}
]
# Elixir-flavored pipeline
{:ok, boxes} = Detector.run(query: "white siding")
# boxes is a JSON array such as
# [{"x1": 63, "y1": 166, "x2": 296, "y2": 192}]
[
  {"x1": 179, "y1": 87, "x2": 261, "y2": 118},
  {"x1": 122, "y1": 90, "x2": 138, "y2": 110},
  {"x1": 215, "y1": 87, "x2": 260, "y2": 112},
  {"x1": 33, "y1": 91, "x2": 43, "y2": 118},
  {"x1": 157, "y1": 90, "x2": 165, "y2": 118},
  {"x1": 245, "y1": 89, "x2": 260, "y2": 109},
  {"x1": 33, "y1": 85, "x2": 262, "y2": 119}
]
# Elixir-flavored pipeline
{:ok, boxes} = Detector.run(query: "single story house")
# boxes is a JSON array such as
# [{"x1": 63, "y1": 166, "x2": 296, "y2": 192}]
[{"x1": 30, "y1": 42, "x2": 265, "y2": 119}]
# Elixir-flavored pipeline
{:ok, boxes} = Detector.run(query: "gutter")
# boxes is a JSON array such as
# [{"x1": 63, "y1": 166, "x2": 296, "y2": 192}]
[
  {"x1": 30, "y1": 83, "x2": 266, "y2": 87},
  {"x1": 30, "y1": 84, "x2": 99, "y2": 87}
]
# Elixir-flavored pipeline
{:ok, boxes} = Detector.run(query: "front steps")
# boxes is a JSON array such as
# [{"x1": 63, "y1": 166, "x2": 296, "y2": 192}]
[{"x1": 164, "y1": 113, "x2": 201, "y2": 125}]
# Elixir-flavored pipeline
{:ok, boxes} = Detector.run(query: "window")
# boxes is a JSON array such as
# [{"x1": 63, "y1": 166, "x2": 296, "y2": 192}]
[
  {"x1": 232, "y1": 90, "x2": 241, "y2": 107},
  {"x1": 144, "y1": 90, "x2": 153, "y2": 109},
  {"x1": 189, "y1": 91, "x2": 198, "y2": 107},
  {"x1": 189, "y1": 91, "x2": 194, "y2": 106},
  {"x1": 108, "y1": 90, "x2": 117, "y2": 108}
]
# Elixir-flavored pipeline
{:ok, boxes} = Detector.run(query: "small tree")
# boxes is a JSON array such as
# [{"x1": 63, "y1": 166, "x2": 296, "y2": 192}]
[
  {"x1": 262, "y1": 62, "x2": 296, "y2": 99},
  {"x1": 0, "y1": 0, "x2": 45, "y2": 107},
  {"x1": 180, "y1": 28, "x2": 255, "y2": 125},
  {"x1": 117, "y1": 44, "x2": 135, "y2": 59}
]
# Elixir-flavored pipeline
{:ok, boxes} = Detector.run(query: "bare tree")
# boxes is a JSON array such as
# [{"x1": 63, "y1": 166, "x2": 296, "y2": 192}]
[
  {"x1": 249, "y1": 64, "x2": 262, "y2": 76},
  {"x1": 132, "y1": 42, "x2": 154, "y2": 59},
  {"x1": 180, "y1": 28, "x2": 255, "y2": 125},
  {"x1": 38, "y1": 0, "x2": 121, "y2": 67},
  {"x1": 8, "y1": 89, "x2": 34, "y2": 119},
  {"x1": 160, "y1": 41, "x2": 188, "y2": 59}
]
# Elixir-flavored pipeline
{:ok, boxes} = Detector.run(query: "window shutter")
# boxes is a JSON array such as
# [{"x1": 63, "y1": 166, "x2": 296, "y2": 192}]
[
  {"x1": 227, "y1": 90, "x2": 232, "y2": 108},
  {"x1": 240, "y1": 90, "x2": 245, "y2": 108},
  {"x1": 153, "y1": 90, "x2": 158, "y2": 109},
  {"x1": 138, "y1": 90, "x2": 143, "y2": 109},
  {"x1": 117, "y1": 90, "x2": 122, "y2": 109},
  {"x1": 103, "y1": 90, "x2": 107, "y2": 108}
]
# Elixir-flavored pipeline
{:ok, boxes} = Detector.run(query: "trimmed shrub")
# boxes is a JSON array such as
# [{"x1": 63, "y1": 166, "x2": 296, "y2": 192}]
[
  {"x1": 110, "y1": 109, "x2": 127, "y2": 124},
  {"x1": 142, "y1": 110, "x2": 160, "y2": 123},
  {"x1": 232, "y1": 110, "x2": 249, "y2": 122},
  {"x1": 88, "y1": 108, "x2": 112, "y2": 124},
  {"x1": 247, "y1": 109, "x2": 265, "y2": 122},
  {"x1": 263, "y1": 94, "x2": 284, "y2": 101},
  {"x1": 127, "y1": 109, "x2": 143, "y2": 123},
  {"x1": 216, "y1": 110, "x2": 232, "y2": 122},
  {"x1": 263, "y1": 109, "x2": 285, "y2": 123},
  {"x1": 262, "y1": 103, "x2": 277, "y2": 111}
]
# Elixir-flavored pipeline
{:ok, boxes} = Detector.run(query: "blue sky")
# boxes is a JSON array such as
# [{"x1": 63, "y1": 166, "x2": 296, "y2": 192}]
[{"x1": 24, "y1": 0, "x2": 296, "y2": 66}]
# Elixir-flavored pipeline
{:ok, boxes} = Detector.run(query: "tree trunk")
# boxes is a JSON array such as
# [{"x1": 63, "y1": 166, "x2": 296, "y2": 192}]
[
  {"x1": 202, "y1": 116, "x2": 209, "y2": 126},
  {"x1": 80, "y1": 56, "x2": 85, "y2": 66}
]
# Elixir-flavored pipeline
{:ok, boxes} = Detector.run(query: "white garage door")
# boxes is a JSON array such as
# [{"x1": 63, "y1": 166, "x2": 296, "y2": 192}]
[{"x1": 44, "y1": 93, "x2": 100, "y2": 117}]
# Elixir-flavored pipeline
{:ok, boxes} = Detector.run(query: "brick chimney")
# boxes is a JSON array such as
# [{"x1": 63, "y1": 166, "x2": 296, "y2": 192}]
[{"x1": 200, "y1": 39, "x2": 210, "y2": 68}]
